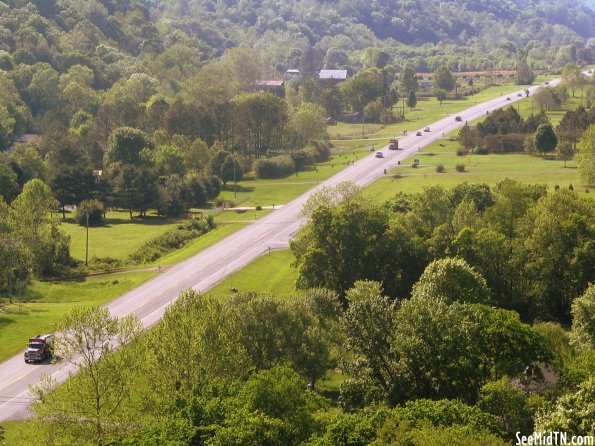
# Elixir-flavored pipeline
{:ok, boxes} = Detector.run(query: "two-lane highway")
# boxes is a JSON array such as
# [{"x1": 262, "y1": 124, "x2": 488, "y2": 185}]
[{"x1": 0, "y1": 77, "x2": 565, "y2": 421}]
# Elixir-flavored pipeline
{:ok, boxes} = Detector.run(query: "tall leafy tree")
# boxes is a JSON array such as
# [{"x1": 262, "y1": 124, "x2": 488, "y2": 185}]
[
  {"x1": 533, "y1": 123, "x2": 558, "y2": 156},
  {"x1": 0, "y1": 163, "x2": 18, "y2": 203},
  {"x1": 341, "y1": 71, "x2": 384, "y2": 112},
  {"x1": 291, "y1": 199, "x2": 421, "y2": 300},
  {"x1": 569, "y1": 285, "x2": 595, "y2": 351},
  {"x1": 561, "y1": 62, "x2": 584, "y2": 97},
  {"x1": 516, "y1": 49, "x2": 535, "y2": 85},
  {"x1": 8, "y1": 179, "x2": 69, "y2": 275},
  {"x1": 399, "y1": 67, "x2": 419, "y2": 96},
  {"x1": 433, "y1": 66, "x2": 455, "y2": 92},
  {"x1": 517, "y1": 189, "x2": 595, "y2": 322},
  {"x1": 406, "y1": 90, "x2": 417, "y2": 110},
  {"x1": 232, "y1": 93, "x2": 288, "y2": 158},
  {"x1": 32, "y1": 307, "x2": 143, "y2": 446},
  {"x1": 576, "y1": 124, "x2": 595, "y2": 186},
  {"x1": 411, "y1": 257, "x2": 491, "y2": 305},
  {"x1": 104, "y1": 127, "x2": 152, "y2": 166}
]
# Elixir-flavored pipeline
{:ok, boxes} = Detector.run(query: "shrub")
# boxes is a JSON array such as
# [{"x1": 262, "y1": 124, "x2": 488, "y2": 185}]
[
  {"x1": 128, "y1": 217, "x2": 215, "y2": 264},
  {"x1": 75, "y1": 199, "x2": 104, "y2": 226},
  {"x1": 436, "y1": 164, "x2": 445, "y2": 173},
  {"x1": 456, "y1": 149, "x2": 467, "y2": 156},
  {"x1": 456, "y1": 163, "x2": 466, "y2": 172},
  {"x1": 289, "y1": 149, "x2": 314, "y2": 170},
  {"x1": 255, "y1": 205, "x2": 262, "y2": 211},
  {"x1": 482, "y1": 133, "x2": 525, "y2": 153},
  {"x1": 253, "y1": 155, "x2": 295, "y2": 179},
  {"x1": 305, "y1": 140, "x2": 331, "y2": 163}
]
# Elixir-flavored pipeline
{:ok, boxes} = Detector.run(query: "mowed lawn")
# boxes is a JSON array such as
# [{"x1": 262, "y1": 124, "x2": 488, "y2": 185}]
[
  {"x1": 0, "y1": 271, "x2": 156, "y2": 363},
  {"x1": 217, "y1": 149, "x2": 366, "y2": 206},
  {"x1": 329, "y1": 83, "x2": 543, "y2": 149},
  {"x1": 364, "y1": 142, "x2": 583, "y2": 202},
  {"x1": 207, "y1": 249, "x2": 298, "y2": 300},
  {"x1": 60, "y1": 211, "x2": 187, "y2": 261}
]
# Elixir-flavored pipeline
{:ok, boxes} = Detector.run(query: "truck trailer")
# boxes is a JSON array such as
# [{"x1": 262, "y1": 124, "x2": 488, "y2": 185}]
[{"x1": 24, "y1": 334, "x2": 54, "y2": 363}]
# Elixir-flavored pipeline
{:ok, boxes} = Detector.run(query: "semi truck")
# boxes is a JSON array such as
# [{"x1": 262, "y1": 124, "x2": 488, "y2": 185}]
[
  {"x1": 24, "y1": 334, "x2": 54, "y2": 363},
  {"x1": 388, "y1": 138, "x2": 399, "y2": 150}
]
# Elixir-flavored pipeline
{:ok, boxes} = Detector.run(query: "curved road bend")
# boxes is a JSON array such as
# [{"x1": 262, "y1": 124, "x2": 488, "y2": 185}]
[{"x1": 0, "y1": 78, "x2": 565, "y2": 421}]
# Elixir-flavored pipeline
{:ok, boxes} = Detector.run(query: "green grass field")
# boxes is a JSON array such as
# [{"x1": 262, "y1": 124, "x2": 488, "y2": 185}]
[
  {"x1": 1, "y1": 421, "x2": 34, "y2": 446},
  {"x1": 60, "y1": 211, "x2": 186, "y2": 261},
  {"x1": 363, "y1": 146, "x2": 583, "y2": 202},
  {"x1": 217, "y1": 150, "x2": 365, "y2": 206},
  {"x1": 207, "y1": 249, "x2": 298, "y2": 300},
  {"x1": 329, "y1": 83, "x2": 537, "y2": 147},
  {"x1": 0, "y1": 271, "x2": 156, "y2": 363}
]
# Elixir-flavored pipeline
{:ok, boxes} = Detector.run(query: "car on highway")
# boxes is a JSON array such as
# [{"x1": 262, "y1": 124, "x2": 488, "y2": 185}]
[
  {"x1": 416, "y1": 131, "x2": 422, "y2": 136},
  {"x1": 375, "y1": 151, "x2": 384, "y2": 158},
  {"x1": 506, "y1": 97, "x2": 511, "y2": 100},
  {"x1": 517, "y1": 93, "x2": 522, "y2": 97},
  {"x1": 455, "y1": 116, "x2": 462, "y2": 122},
  {"x1": 544, "y1": 81, "x2": 549, "y2": 85},
  {"x1": 424, "y1": 127, "x2": 430, "y2": 132},
  {"x1": 588, "y1": 69, "x2": 593, "y2": 74}
]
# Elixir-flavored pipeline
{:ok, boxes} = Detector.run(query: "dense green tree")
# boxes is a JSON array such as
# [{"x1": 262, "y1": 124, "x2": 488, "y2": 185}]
[
  {"x1": 561, "y1": 62, "x2": 584, "y2": 97},
  {"x1": 576, "y1": 124, "x2": 595, "y2": 186},
  {"x1": 557, "y1": 142, "x2": 575, "y2": 167},
  {"x1": 339, "y1": 281, "x2": 399, "y2": 408},
  {"x1": 225, "y1": 291, "x2": 340, "y2": 386},
  {"x1": 534, "y1": 378, "x2": 595, "y2": 435},
  {"x1": 533, "y1": 123, "x2": 558, "y2": 156},
  {"x1": 532, "y1": 88, "x2": 560, "y2": 112},
  {"x1": 411, "y1": 257, "x2": 491, "y2": 304},
  {"x1": 292, "y1": 199, "x2": 422, "y2": 300},
  {"x1": 210, "y1": 150, "x2": 243, "y2": 186},
  {"x1": 406, "y1": 90, "x2": 417, "y2": 110},
  {"x1": 0, "y1": 162, "x2": 18, "y2": 202},
  {"x1": 398, "y1": 67, "x2": 419, "y2": 96},
  {"x1": 433, "y1": 66, "x2": 455, "y2": 92},
  {"x1": 458, "y1": 124, "x2": 478, "y2": 151},
  {"x1": 104, "y1": 127, "x2": 152, "y2": 166},
  {"x1": 478, "y1": 378, "x2": 537, "y2": 437},
  {"x1": 209, "y1": 367, "x2": 326, "y2": 446},
  {"x1": 0, "y1": 145, "x2": 47, "y2": 189},
  {"x1": 8, "y1": 179, "x2": 69, "y2": 275},
  {"x1": 435, "y1": 88, "x2": 447, "y2": 105},
  {"x1": 48, "y1": 138, "x2": 96, "y2": 217},
  {"x1": 288, "y1": 102, "x2": 327, "y2": 145},
  {"x1": 106, "y1": 164, "x2": 159, "y2": 219},
  {"x1": 341, "y1": 71, "x2": 384, "y2": 112},
  {"x1": 555, "y1": 106, "x2": 592, "y2": 149},
  {"x1": 232, "y1": 93, "x2": 287, "y2": 158},
  {"x1": 143, "y1": 290, "x2": 247, "y2": 405},
  {"x1": 451, "y1": 228, "x2": 514, "y2": 311},
  {"x1": 569, "y1": 285, "x2": 595, "y2": 351},
  {"x1": 398, "y1": 299, "x2": 546, "y2": 404},
  {"x1": 516, "y1": 49, "x2": 535, "y2": 85},
  {"x1": 517, "y1": 189, "x2": 595, "y2": 322},
  {"x1": 32, "y1": 307, "x2": 143, "y2": 446}
]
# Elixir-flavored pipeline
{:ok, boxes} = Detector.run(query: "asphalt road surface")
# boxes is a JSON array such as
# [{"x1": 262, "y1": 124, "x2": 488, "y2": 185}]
[{"x1": 0, "y1": 77, "x2": 564, "y2": 421}]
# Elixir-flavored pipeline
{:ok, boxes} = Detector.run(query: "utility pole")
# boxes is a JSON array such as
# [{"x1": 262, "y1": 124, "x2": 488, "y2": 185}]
[
  {"x1": 85, "y1": 210, "x2": 89, "y2": 266},
  {"x1": 7, "y1": 238, "x2": 13, "y2": 304},
  {"x1": 362, "y1": 109, "x2": 365, "y2": 138},
  {"x1": 233, "y1": 152, "x2": 237, "y2": 199}
]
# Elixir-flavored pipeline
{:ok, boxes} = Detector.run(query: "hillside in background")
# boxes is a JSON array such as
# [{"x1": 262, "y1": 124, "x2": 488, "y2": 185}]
[
  {"x1": 0, "y1": 0, "x2": 593, "y2": 142},
  {"x1": 147, "y1": 0, "x2": 595, "y2": 70}
]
